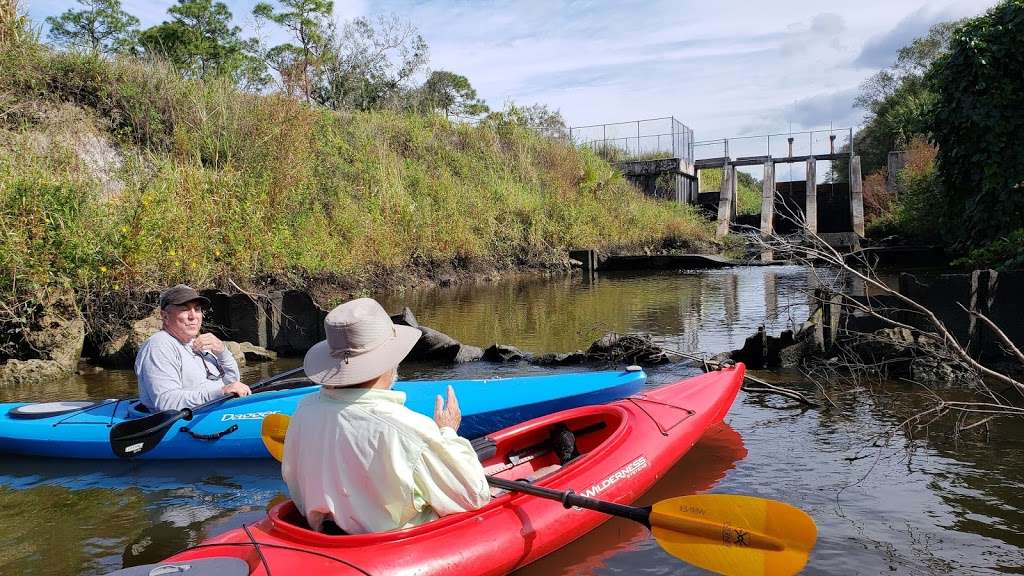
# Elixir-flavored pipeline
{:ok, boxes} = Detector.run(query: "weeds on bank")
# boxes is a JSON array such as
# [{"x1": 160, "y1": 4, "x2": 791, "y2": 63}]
[{"x1": 0, "y1": 37, "x2": 714, "y2": 340}]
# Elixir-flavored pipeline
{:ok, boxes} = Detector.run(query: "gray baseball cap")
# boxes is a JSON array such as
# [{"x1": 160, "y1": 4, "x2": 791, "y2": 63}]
[{"x1": 159, "y1": 284, "x2": 211, "y2": 309}]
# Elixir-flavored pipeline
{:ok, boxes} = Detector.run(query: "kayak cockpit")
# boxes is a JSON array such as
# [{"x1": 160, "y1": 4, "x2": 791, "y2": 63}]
[{"x1": 264, "y1": 405, "x2": 629, "y2": 545}]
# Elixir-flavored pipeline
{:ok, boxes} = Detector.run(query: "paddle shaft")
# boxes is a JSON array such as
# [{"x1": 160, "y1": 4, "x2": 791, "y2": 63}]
[
  {"x1": 488, "y1": 477, "x2": 789, "y2": 553},
  {"x1": 110, "y1": 366, "x2": 306, "y2": 456},
  {"x1": 180, "y1": 365, "x2": 307, "y2": 420},
  {"x1": 486, "y1": 476, "x2": 651, "y2": 526},
  {"x1": 118, "y1": 366, "x2": 305, "y2": 439}
]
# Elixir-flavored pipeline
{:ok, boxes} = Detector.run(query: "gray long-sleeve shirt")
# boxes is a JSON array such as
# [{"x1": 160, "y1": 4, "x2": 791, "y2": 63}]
[{"x1": 135, "y1": 330, "x2": 241, "y2": 412}]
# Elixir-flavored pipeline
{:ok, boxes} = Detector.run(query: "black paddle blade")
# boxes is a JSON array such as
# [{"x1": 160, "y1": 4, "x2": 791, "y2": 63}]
[{"x1": 109, "y1": 410, "x2": 183, "y2": 458}]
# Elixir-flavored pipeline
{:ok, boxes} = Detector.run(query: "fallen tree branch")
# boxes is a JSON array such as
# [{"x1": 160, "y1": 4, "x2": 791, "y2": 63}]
[{"x1": 662, "y1": 347, "x2": 821, "y2": 407}]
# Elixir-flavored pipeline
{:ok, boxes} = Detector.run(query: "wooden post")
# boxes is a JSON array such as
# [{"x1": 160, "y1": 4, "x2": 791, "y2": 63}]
[
  {"x1": 715, "y1": 163, "x2": 734, "y2": 238},
  {"x1": 850, "y1": 155, "x2": 865, "y2": 237},
  {"x1": 805, "y1": 157, "x2": 817, "y2": 234}
]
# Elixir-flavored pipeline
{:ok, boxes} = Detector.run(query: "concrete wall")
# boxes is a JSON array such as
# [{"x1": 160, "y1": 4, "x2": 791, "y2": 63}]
[
  {"x1": 898, "y1": 273, "x2": 973, "y2": 345},
  {"x1": 989, "y1": 271, "x2": 1024, "y2": 355},
  {"x1": 898, "y1": 270, "x2": 1024, "y2": 359},
  {"x1": 202, "y1": 290, "x2": 327, "y2": 355},
  {"x1": 772, "y1": 181, "x2": 853, "y2": 234}
]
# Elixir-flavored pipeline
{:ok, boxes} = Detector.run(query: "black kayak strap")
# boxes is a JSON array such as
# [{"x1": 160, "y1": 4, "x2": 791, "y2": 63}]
[{"x1": 179, "y1": 423, "x2": 239, "y2": 441}]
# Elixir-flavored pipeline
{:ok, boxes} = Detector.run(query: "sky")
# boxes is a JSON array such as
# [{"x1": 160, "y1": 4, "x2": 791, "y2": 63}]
[{"x1": 27, "y1": 0, "x2": 998, "y2": 141}]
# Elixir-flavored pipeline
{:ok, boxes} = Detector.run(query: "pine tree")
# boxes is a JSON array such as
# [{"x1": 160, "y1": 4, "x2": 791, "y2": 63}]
[{"x1": 46, "y1": 0, "x2": 139, "y2": 55}]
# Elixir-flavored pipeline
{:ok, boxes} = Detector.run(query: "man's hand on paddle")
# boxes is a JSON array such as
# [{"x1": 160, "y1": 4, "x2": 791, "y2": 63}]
[
  {"x1": 434, "y1": 385, "x2": 461, "y2": 432},
  {"x1": 222, "y1": 381, "x2": 252, "y2": 398}
]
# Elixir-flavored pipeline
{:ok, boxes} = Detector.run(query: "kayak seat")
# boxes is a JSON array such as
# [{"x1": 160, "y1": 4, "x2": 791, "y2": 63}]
[
  {"x1": 276, "y1": 505, "x2": 350, "y2": 535},
  {"x1": 550, "y1": 423, "x2": 579, "y2": 465},
  {"x1": 320, "y1": 519, "x2": 348, "y2": 536}
]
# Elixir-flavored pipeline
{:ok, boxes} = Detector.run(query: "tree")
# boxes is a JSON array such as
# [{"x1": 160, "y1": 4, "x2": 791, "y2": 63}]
[
  {"x1": 927, "y1": 0, "x2": 1024, "y2": 255},
  {"x1": 419, "y1": 71, "x2": 488, "y2": 118},
  {"x1": 253, "y1": 0, "x2": 333, "y2": 101},
  {"x1": 312, "y1": 14, "x2": 428, "y2": 111},
  {"x1": 139, "y1": 0, "x2": 267, "y2": 88},
  {"x1": 852, "y1": 20, "x2": 960, "y2": 173},
  {"x1": 484, "y1": 102, "x2": 568, "y2": 139},
  {"x1": 45, "y1": 0, "x2": 139, "y2": 55}
]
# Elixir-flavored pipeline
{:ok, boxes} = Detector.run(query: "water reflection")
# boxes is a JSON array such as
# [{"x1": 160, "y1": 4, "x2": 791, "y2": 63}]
[
  {"x1": 378, "y1": 266, "x2": 816, "y2": 356},
  {"x1": 0, "y1": 457, "x2": 286, "y2": 575},
  {"x1": 1, "y1": 266, "x2": 1022, "y2": 575}
]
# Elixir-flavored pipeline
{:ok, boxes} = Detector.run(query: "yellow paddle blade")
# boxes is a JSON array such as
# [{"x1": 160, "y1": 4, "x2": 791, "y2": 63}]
[
  {"x1": 650, "y1": 494, "x2": 816, "y2": 576},
  {"x1": 261, "y1": 413, "x2": 290, "y2": 462}
]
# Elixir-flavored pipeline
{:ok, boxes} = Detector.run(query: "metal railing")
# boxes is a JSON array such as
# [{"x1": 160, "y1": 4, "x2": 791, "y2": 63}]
[
  {"x1": 693, "y1": 128, "x2": 854, "y2": 163},
  {"x1": 568, "y1": 117, "x2": 694, "y2": 166}
]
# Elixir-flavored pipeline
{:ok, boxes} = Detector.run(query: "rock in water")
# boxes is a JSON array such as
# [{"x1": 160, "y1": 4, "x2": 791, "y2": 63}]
[
  {"x1": 95, "y1": 310, "x2": 161, "y2": 367},
  {"x1": 482, "y1": 344, "x2": 527, "y2": 363},
  {"x1": 0, "y1": 288, "x2": 85, "y2": 386}
]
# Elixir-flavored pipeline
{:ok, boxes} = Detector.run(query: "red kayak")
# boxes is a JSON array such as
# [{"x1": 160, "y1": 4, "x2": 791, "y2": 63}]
[{"x1": 143, "y1": 365, "x2": 744, "y2": 576}]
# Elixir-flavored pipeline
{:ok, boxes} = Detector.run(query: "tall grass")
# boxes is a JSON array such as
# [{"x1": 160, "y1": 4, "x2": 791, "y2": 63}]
[{"x1": 0, "y1": 38, "x2": 714, "y2": 323}]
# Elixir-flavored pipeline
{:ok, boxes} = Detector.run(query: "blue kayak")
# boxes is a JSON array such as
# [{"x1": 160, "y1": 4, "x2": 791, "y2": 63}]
[{"x1": 0, "y1": 369, "x2": 645, "y2": 460}]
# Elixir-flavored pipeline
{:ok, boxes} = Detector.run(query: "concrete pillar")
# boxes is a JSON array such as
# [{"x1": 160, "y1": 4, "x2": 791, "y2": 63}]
[
  {"x1": 715, "y1": 163, "x2": 734, "y2": 238},
  {"x1": 850, "y1": 155, "x2": 865, "y2": 237},
  {"x1": 759, "y1": 161, "x2": 776, "y2": 261},
  {"x1": 760, "y1": 161, "x2": 775, "y2": 236},
  {"x1": 729, "y1": 166, "x2": 737, "y2": 220},
  {"x1": 805, "y1": 157, "x2": 817, "y2": 234}
]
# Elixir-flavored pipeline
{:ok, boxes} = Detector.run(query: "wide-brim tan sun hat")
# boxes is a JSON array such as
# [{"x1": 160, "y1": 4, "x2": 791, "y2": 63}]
[{"x1": 303, "y1": 298, "x2": 421, "y2": 387}]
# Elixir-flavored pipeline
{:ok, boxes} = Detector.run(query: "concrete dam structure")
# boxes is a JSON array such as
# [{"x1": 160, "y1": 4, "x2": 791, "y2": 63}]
[{"x1": 570, "y1": 120, "x2": 865, "y2": 249}]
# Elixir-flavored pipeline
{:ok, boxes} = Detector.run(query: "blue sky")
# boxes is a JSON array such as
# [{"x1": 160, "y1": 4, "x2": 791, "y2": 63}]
[{"x1": 27, "y1": 0, "x2": 997, "y2": 140}]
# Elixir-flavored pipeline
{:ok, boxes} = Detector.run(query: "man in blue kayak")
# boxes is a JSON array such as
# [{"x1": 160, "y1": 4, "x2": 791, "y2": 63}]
[
  {"x1": 135, "y1": 284, "x2": 250, "y2": 412},
  {"x1": 283, "y1": 297, "x2": 491, "y2": 534}
]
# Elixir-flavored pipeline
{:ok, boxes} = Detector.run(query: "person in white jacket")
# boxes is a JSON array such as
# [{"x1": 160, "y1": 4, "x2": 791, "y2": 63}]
[{"x1": 283, "y1": 297, "x2": 491, "y2": 534}]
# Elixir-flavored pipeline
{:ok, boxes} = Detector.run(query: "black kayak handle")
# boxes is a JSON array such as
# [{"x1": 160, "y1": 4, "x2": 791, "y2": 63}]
[{"x1": 180, "y1": 423, "x2": 239, "y2": 441}]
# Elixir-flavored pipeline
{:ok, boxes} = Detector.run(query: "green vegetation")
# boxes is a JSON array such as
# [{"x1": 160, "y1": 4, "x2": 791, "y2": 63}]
[
  {"x1": 927, "y1": 1, "x2": 1024, "y2": 261},
  {"x1": 854, "y1": 0, "x2": 1023, "y2": 269},
  {"x1": 0, "y1": 23, "x2": 713, "y2": 334},
  {"x1": 698, "y1": 168, "x2": 762, "y2": 215},
  {"x1": 418, "y1": 71, "x2": 489, "y2": 119}
]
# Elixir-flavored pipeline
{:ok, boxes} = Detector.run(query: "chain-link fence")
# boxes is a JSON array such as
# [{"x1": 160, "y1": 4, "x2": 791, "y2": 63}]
[{"x1": 569, "y1": 117, "x2": 694, "y2": 167}]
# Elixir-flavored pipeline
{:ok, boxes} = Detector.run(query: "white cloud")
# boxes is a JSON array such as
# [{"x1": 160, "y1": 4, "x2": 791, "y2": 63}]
[{"x1": 26, "y1": 0, "x2": 998, "y2": 141}]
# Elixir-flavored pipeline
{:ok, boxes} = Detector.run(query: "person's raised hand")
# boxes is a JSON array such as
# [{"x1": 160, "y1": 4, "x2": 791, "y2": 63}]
[
  {"x1": 222, "y1": 381, "x2": 251, "y2": 398},
  {"x1": 192, "y1": 333, "x2": 225, "y2": 355},
  {"x1": 433, "y1": 385, "x2": 461, "y2": 432}
]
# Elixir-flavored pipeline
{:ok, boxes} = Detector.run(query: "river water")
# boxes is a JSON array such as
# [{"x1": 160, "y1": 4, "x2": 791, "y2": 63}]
[{"x1": 1, "y1": 266, "x2": 1022, "y2": 575}]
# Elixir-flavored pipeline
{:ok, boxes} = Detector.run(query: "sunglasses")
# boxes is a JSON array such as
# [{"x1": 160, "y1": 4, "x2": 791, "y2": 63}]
[{"x1": 195, "y1": 350, "x2": 225, "y2": 381}]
